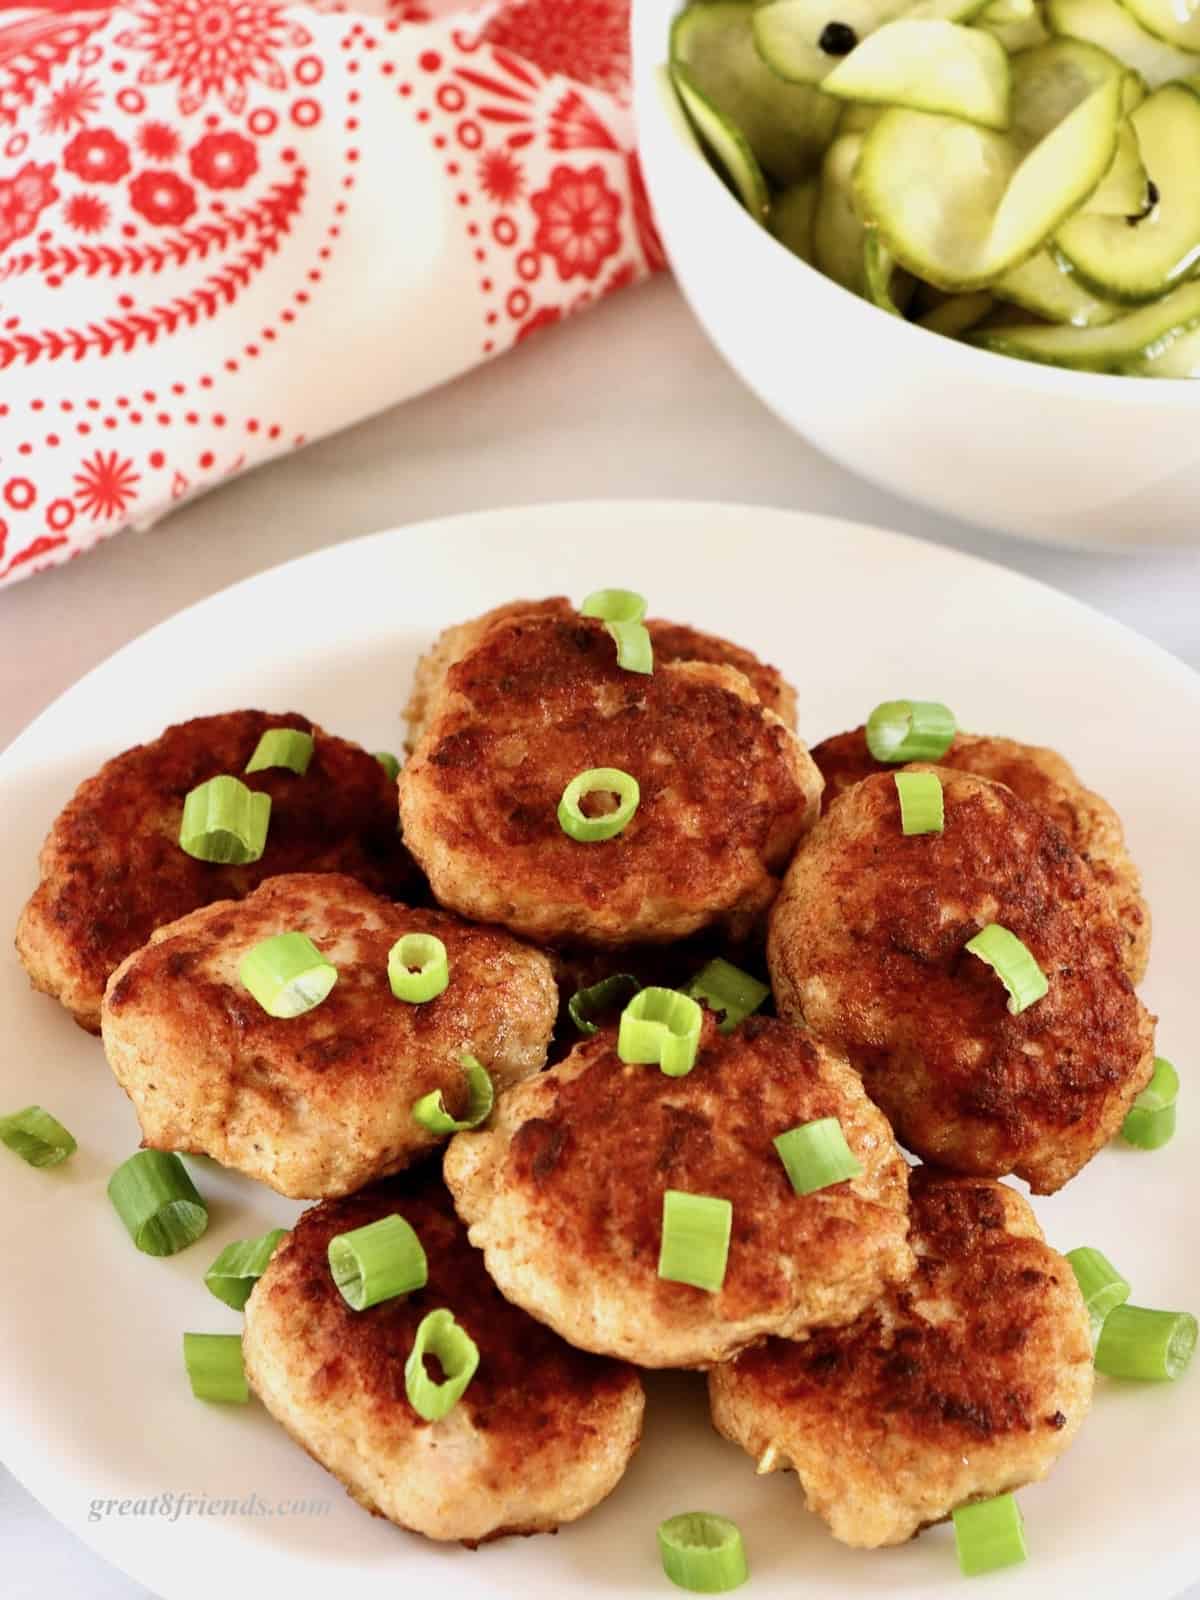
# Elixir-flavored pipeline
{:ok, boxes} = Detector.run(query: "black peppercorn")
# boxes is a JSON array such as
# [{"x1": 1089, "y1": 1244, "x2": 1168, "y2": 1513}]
[{"x1": 818, "y1": 20, "x2": 859, "y2": 54}]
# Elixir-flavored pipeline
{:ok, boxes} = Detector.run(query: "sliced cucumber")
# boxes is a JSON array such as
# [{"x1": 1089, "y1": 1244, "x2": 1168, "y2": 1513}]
[
  {"x1": 670, "y1": 63, "x2": 771, "y2": 219},
  {"x1": 814, "y1": 133, "x2": 868, "y2": 291},
  {"x1": 863, "y1": 229, "x2": 903, "y2": 310},
  {"x1": 979, "y1": 0, "x2": 1033, "y2": 23},
  {"x1": 972, "y1": 278, "x2": 1200, "y2": 369},
  {"x1": 1047, "y1": 0, "x2": 1200, "y2": 89},
  {"x1": 1056, "y1": 84, "x2": 1200, "y2": 300},
  {"x1": 769, "y1": 178, "x2": 820, "y2": 259},
  {"x1": 974, "y1": 8, "x2": 1050, "y2": 50},
  {"x1": 1009, "y1": 38, "x2": 1128, "y2": 146},
  {"x1": 1139, "y1": 322, "x2": 1200, "y2": 375},
  {"x1": 992, "y1": 248, "x2": 1121, "y2": 323},
  {"x1": 671, "y1": 1, "x2": 840, "y2": 183},
  {"x1": 918, "y1": 290, "x2": 997, "y2": 334},
  {"x1": 1082, "y1": 119, "x2": 1150, "y2": 215},
  {"x1": 1119, "y1": 0, "x2": 1200, "y2": 53},
  {"x1": 856, "y1": 74, "x2": 1121, "y2": 289},
  {"x1": 822, "y1": 19, "x2": 1011, "y2": 128},
  {"x1": 751, "y1": 0, "x2": 986, "y2": 88}
]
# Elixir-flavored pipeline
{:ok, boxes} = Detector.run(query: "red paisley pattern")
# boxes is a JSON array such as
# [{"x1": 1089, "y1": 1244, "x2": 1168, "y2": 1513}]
[{"x1": 0, "y1": 0, "x2": 662, "y2": 588}]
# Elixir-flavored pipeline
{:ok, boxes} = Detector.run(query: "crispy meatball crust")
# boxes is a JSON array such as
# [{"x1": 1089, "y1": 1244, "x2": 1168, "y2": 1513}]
[
  {"x1": 813, "y1": 728, "x2": 1150, "y2": 982},
  {"x1": 708, "y1": 1170, "x2": 1094, "y2": 1548},
  {"x1": 767, "y1": 770, "x2": 1156, "y2": 1194},
  {"x1": 403, "y1": 597, "x2": 798, "y2": 751},
  {"x1": 16, "y1": 711, "x2": 418, "y2": 1034},
  {"x1": 399, "y1": 613, "x2": 821, "y2": 948},
  {"x1": 101, "y1": 873, "x2": 556, "y2": 1199},
  {"x1": 242, "y1": 1172, "x2": 644, "y2": 1544},
  {"x1": 443, "y1": 1015, "x2": 914, "y2": 1369}
]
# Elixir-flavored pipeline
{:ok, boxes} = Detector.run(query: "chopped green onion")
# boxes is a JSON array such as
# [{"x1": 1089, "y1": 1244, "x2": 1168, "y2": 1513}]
[
  {"x1": 1094, "y1": 1304, "x2": 1197, "y2": 1382},
  {"x1": 0, "y1": 1105, "x2": 76, "y2": 1168},
  {"x1": 558, "y1": 767, "x2": 640, "y2": 842},
  {"x1": 205, "y1": 1228, "x2": 287, "y2": 1311},
  {"x1": 893, "y1": 770, "x2": 944, "y2": 836},
  {"x1": 108, "y1": 1150, "x2": 208, "y2": 1256},
  {"x1": 328, "y1": 1214, "x2": 428, "y2": 1312},
  {"x1": 580, "y1": 588, "x2": 647, "y2": 624},
  {"x1": 618, "y1": 987, "x2": 704, "y2": 1077},
  {"x1": 387, "y1": 932, "x2": 450, "y2": 1004},
  {"x1": 1065, "y1": 1247, "x2": 1130, "y2": 1343},
  {"x1": 183, "y1": 1333, "x2": 249, "y2": 1404},
  {"x1": 952, "y1": 1494, "x2": 1028, "y2": 1577},
  {"x1": 412, "y1": 1053, "x2": 494, "y2": 1135},
  {"x1": 179, "y1": 776, "x2": 271, "y2": 864},
  {"x1": 374, "y1": 751, "x2": 401, "y2": 782},
  {"x1": 1121, "y1": 1057, "x2": 1179, "y2": 1150},
  {"x1": 569, "y1": 973, "x2": 640, "y2": 1035},
  {"x1": 405, "y1": 1308, "x2": 480, "y2": 1421},
  {"x1": 866, "y1": 699, "x2": 956, "y2": 763},
  {"x1": 686, "y1": 958, "x2": 768, "y2": 1034},
  {"x1": 244, "y1": 728, "x2": 313, "y2": 776},
  {"x1": 606, "y1": 619, "x2": 654, "y2": 675},
  {"x1": 657, "y1": 1511, "x2": 749, "y2": 1593},
  {"x1": 239, "y1": 931, "x2": 338, "y2": 1018},
  {"x1": 774, "y1": 1117, "x2": 863, "y2": 1196},
  {"x1": 965, "y1": 924, "x2": 1048, "y2": 1014},
  {"x1": 658, "y1": 1189, "x2": 732, "y2": 1294}
]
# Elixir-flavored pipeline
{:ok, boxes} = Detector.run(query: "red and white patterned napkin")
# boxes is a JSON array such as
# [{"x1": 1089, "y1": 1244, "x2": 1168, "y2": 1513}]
[{"x1": 0, "y1": 0, "x2": 661, "y2": 587}]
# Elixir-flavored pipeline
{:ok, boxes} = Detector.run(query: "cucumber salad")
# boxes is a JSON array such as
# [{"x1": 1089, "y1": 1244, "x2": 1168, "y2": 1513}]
[{"x1": 669, "y1": 0, "x2": 1200, "y2": 374}]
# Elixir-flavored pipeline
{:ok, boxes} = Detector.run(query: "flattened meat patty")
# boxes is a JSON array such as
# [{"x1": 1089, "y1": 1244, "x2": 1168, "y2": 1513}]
[
  {"x1": 443, "y1": 1015, "x2": 914, "y2": 1369},
  {"x1": 101, "y1": 873, "x2": 556, "y2": 1199},
  {"x1": 709, "y1": 1170, "x2": 1093, "y2": 1548},
  {"x1": 403, "y1": 597, "x2": 798, "y2": 751},
  {"x1": 16, "y1": 710, "x2": 417, "y2": 1033},
  {"x1": 768, "y1": 770, "x2": 1156, "y2": 1194},
  {"x1": 399, "y1": 612, "x2": 820, "y2": 948},
  {"x1": 813, "y1": 727, "x2": 1150, "y2": 981},
  {"x1": 243, "y1": 1172, "x2": 644, "y2": 1543}
]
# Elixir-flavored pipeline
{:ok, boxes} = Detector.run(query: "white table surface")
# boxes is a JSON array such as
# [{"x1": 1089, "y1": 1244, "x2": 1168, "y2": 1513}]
[{"x1": 2, "y1": 274, "x2": 1198, "y2": 1600}]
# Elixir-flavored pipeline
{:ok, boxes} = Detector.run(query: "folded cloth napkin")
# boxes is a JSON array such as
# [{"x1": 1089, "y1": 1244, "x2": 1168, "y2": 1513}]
[{"x1": 0, "y1": 0, "x2": 661, "y2": 587}]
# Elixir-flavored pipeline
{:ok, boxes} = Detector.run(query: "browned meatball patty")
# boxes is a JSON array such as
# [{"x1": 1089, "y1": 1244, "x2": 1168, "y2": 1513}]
[
  {"x1": 709, "y1": 1169, "x2": 1093, "y2": 1548},
  {"x1": 443, "y1": 1015, "x2": 914, "y2": 1368},
  {"x1": 101, "y1": 873, "x2": 556, "y2": 1199},
  {"x1": 16, "y1": 710, "x2": 417, "y2": 1033},
  {"x1": 243, "y1": 1172, "x2": 644, "y2": 1543},
  {"x1": 813, "y1": 727, "x2": 1150, "y2": 982},
  {"x1": 768, "y1": 769, "x2": 1156, "y2": 1194},
  {"x1": 399, "y1": 612, "x2": 820, "y2": 948},
  {"x1": 404, "y1": 597, "x2": 798, "y2": 751}
]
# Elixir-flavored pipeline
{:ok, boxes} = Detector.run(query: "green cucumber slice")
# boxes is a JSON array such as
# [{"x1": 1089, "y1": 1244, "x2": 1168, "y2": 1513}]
[
  {"x1": 821, "y1": 20, "x2": 1011, "y2": 128},
  {"x1": 974, "y1": 8, "x2": 1050, "y2": 50},
  {"x1": 856, "y1": 74, "x2": 1121, "y2": 289},
  {"x1": 1139, "y1": 322, "x2": 1200, "y2": 375},
  {"x1": 992, "y1": 249, "x2": 1121, "y2": 323},
  {"x1": 1047, "y1": 0, "x2": 1200, "y2": 89},
  {"x1": 972, "y1": 278, "x2": 1200, "y2": 369},
  {"x1": 1081, "y1": 119, "x2": 1149, "y2": 215},
  {"x1": 769, "y1": 178, "x2": 820, "y2": 259},
  {"x1": 918, "y1": 290, "x2": 997, "y2": 335},
  {"x1": 672, "y1": 0, "x2": 840, "y2": 182},
  {"x1": 864, "y1": 230, "x2": 902, "y2": 311},
  {"x1": 670, "y1": 63, "x2": 771, "y2": 219},
  {"x1": 752, "y1": 0, "x2": 986, "y2": 88},
  {"x1": 1009, "y1": 39, "x2": 1128, "y2": 146},
  {"x1": 1056, "y1": 84, "x2": 1200, "y2": 300},
  {"x1": 814, "y1": 133, "x2": 868, "y2": 291},
  {"x1": 1119, "y1": 0, "x2": 1200, "y2": 53}
]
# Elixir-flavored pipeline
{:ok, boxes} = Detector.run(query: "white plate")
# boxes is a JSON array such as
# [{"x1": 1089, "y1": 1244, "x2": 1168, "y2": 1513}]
[{"x1": 1, "y1": 502, "x2": 1196, "y2": 1600}]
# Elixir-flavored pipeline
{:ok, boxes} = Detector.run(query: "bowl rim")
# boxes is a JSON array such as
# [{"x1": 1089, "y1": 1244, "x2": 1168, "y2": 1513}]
[{"x1": 630, "y1": 0, "x2": 1200, "y2": 409}]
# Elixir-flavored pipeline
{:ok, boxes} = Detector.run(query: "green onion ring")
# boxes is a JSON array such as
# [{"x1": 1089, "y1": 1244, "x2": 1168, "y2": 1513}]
[
  {"x1": 658, "y1": 1189, "x2": 732, "y2": 1294},
  {"x1": 183, "y1": 1333, "x2": 249, "y2": 1404},
  {"x1": 686, "y1": 959, "x2": 768, "y2": 1034},
  {"x1": 606, "y1": 619, "x2": 654, "y2": 675},
  {"x1": 0, "y1": 1105, "x2": 76, "y2": 1168},
  {"x1": 952, "y1": 1494, "x2": 1028, "y2": 1577},
  {"x1": 866, "y1": 699, "x2": 956, "y2": 763},
  {"x1": 328, "y1": 1214, "x2": 428, "y2": 1311},
  {"x1": 1094, "y1": 1304, "x2": 1197, "y2": 1382},
  {"x1": 893, "y1": 770, "x2": 944, "y2": 836},
  {"x1": 411, "y1": 1053, "x2": 494, "y2": 1135},
  {"x1": 388, "y1": 932, "x2": 450, "y2": 1004},
  {"x1": 557, "y1": 767, "x2": 640, "y2": 843},
  {"x1": 374, "y1": 751, "x2": 401, "y2": 782},
  {"x1": 239, "y1": 931, "x2": 338, "y2": 1018},
  {"x1": 1121, "y1": 1056, "x2": 1179, "y2": 1150},
  {"x1": 108, "y1": 1150, "x2": 208, "y2": 1257},
  {"x1": 1065, "y1": 1246, "x2": 1130, "y2": 1344},
  {"x1": 179, "y1": 776, "x2": 271, "y2": 865},
  {"x1": 244, "y1": 728, "x2": 314, "y2": 776},
  {"x1": 580, "y1": 588, "x2": 647, "y2": 624},
  {"x1": 657, "y1": 1511, "x2": 749, "y2": 1593},
  {"x1": 569, "y1": 973, "x2": 640, "y2": 1035},
  {"x1": 205, "y1": 1228, "x2": 288, "y2": 1311},
  {"x1": 618, "y1": 987, "x2": 704, "y2": 1077},
  {"x1": 405, "y1": 1309, "x2": 480, "y2": 1421},
  {"x1": 773, "y1": 1118, "x2": 863, "y2": 1196},
  {"x1": 965, "y1": 924, "x2": 1048, "y2": 1014}
]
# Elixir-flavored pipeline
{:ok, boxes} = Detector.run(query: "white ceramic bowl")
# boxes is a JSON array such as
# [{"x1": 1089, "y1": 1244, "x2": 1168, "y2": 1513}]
[{"x1": 631, "y1": 0, "x2": 1200, "y2": 549}]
